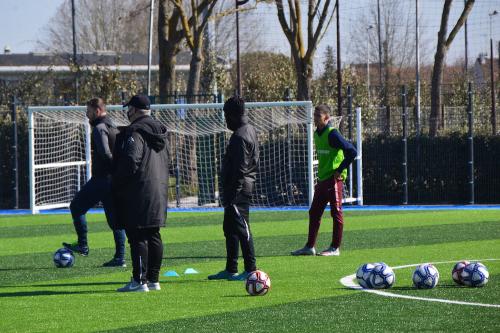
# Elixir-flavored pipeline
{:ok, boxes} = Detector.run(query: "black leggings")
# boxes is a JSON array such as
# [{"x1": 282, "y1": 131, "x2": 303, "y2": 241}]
[{"x1": 125, "y1": 228, "x2": 163, "y2": 284}]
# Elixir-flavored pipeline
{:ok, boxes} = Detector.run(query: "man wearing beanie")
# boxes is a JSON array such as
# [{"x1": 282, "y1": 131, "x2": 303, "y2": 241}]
[{"x1": 208, "y1": 96, "x2": 259, "y2": 281}]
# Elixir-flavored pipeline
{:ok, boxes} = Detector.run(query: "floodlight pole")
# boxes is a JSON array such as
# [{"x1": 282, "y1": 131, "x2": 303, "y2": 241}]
[
  {"x1": 336, "y1": 0, "x2": 342, "y2": 116},
  {"x1": 71, "y1": 0, "x2": 79, "y2": 104},
  {"x1": 235, "y1": 0, "x2": 249, "y2": 96},
  {"x1": 377, "y1": 0, "x2": 383, "y2": 91},
  {"x1": 366, "y1": 25, "x2": 373, "y2": 106},
  {"x1": 147, "y1": 0, "x2": 155, "y2": 96},
  {"x1": 415, "y1": 0, "x2": 421, "y2": 135},
  {"x1": 464, "y1": 0, "x2": 469, "y2": 75},
  {"x1": 489, "y1": 10, "x2": 497, "y2": 135}
]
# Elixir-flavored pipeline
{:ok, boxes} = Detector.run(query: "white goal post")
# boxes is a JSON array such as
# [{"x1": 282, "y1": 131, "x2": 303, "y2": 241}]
[{"x1": 28, "y1": 101, "x2": 363, "y2": 213}]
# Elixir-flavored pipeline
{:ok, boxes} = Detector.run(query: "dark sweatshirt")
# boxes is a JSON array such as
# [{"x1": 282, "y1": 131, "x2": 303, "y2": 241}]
[{"x1": 89, "y1": 116, "x2": 118, "y2": 177}]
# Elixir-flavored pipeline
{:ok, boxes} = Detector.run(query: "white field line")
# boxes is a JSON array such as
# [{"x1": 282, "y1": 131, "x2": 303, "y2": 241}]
[{"x1": 340, "y1": 259, "x2": 500, "y2": 309}]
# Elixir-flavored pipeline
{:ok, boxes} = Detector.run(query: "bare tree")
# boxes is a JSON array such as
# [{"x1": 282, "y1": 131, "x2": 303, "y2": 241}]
[
  {"x1": 348, "y1": 1, "x2": 432, "y2": 107},
  {"x1": 38, "y1": 0, "x2": 157, "y2": 54},
  {"x1": 211, "y1": 0, "x2": 263, "y2": 56},
  {"x1": 172, "y1": 0, "x2": 218, "y2": 97},
  {"x1": 429, "y1": 0, "x2": 474, "y2": 136},
  {"x1": 275, "y1": 0, "x2": 336, "y2": 100}
]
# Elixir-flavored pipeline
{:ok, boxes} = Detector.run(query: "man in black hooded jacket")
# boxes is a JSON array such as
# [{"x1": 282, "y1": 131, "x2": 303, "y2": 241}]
[
  {"x1": 62, "y1": 98, "x2": 126, "y2": 267},
  {"x1": 113, "y1": 95, "x2": 169, "y2": 292},
  {"x1": 208, "y1": 96, "x2": 259, "y2": 281}
]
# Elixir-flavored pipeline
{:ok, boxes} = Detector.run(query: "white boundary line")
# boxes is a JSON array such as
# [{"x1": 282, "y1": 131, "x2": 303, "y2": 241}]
[{"x1": 340, "y1": 259, "x2": 500, "y2": 309}]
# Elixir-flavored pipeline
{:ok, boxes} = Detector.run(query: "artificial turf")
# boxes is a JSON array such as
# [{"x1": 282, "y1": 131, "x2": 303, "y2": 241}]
[{"x1": 0, "y1": 209, "x2": 499, "y2": 332}]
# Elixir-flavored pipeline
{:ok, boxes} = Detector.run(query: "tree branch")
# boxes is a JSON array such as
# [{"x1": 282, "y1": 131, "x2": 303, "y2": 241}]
[
  {"x1": 294, "y1": 0, "x2": 305, "y2": 57},
  {"x1": 445, "y1": 0, "x2": 475, "y2": 48},
  {"x1": 276, "y1": 0, "x2": 294, "y2": 46},
  {"x1": 306, "y1": 0, "x2": 332, "y2": 61},
  {"x1": 172, "y1": 0, "x2": 195, "y2": 50}
]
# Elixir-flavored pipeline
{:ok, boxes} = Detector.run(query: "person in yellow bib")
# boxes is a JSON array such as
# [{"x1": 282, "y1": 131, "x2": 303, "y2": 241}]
[{"x1": 291, "y1": 104, "x2": 357, "y2": 256}]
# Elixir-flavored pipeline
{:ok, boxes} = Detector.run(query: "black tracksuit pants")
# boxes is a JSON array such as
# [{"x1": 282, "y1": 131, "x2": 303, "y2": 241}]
[
  {"x1": 125, "y1": 227, "x2": 163, "y2": 284},
  {"x1": 223, "y1": 202, "x2": 256, "y2": 274}
]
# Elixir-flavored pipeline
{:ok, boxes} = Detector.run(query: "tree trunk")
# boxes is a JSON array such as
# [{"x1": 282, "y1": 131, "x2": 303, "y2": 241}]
[
  {"x1": 186, "y1": 44, "x2": 203, "y2": 101},
  {"x1": 158, "y1": 44, "x2": 177, "y2": 102},
  {"x1": 158, "y1": 0, "x2": 182, "y2": 103},
  {"x1": 295, "y1": 57, "x2": 313, "y2": 101},
  {"x1": 430, "y1": 44, "x2": 446, "y2": 136},
  {"x1": 185, "y1": 45, "x2": 203, "y2": 187},
  {"x1": 429, "y1": 0, "x2": 474, "y2": 137},
  {"x1": 429, "y1": 0, "x2": 451, "y2": 137}
]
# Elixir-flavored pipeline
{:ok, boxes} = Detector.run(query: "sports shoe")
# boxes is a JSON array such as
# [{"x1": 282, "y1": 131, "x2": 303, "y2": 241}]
[
  {"x1": 147, "y1": 282, "x2": 161, "y2": 291},
  {"x1": 62, "y1": 242, "x2": 89, "y2": 256},
  {"x1": 291, "y1": 246, "x2": 316, "y2": 256},
  {"x1": 229, "y1": 271, "x2": 251, "y2": 281},
  {"x1": 117, "y1": 278, "x2": 149, "y2": 292},
  {"x1": 207, "y1": 270, "x2": 238, "y2": 280},
  {"x1": 102, "y1": 258, "x2": 126, "y2": 267},
  {"x1": 318, "y1": 246, "x2": 340, "y2": 256}
]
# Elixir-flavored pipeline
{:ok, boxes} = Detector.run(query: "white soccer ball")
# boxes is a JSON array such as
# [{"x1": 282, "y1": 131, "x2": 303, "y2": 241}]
[
  {"x1": 412, "y1": 263, "x2": 440, "y2": 289},
  {"x1": 461, "y1": 262, "x2": 489, "y2": 287},
  {"x1": 356, "y1": 263, "x2": 376, "y2": 288},
  {"x1": 451, "y1": 260, "x2": 470, "y2": 285},
  {"x1": 245, "y1": 270, "x2": 271, "y2": 296},
  {"x1": 369, "y1": 263, "x2": 395, "y2": 289},
  {"x1": 53, "y1": 248, "x2": 75, "y2": 268}
]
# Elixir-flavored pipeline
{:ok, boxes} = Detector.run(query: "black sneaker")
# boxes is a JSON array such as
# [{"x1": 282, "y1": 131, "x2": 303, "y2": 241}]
[
  {"x1": 102, "y1": 258, "x2": 126, "y2": 267},
  {"x1": 62, "y1": 242, "x2": 89, "y2": 256}
]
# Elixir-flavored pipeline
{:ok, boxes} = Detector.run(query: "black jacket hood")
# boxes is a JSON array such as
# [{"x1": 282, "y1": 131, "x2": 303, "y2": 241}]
[
  {"x1": 90, "y1": 115, "x2": 115, "y2": 128},
  {"x1": 129, "y1": 116, "x2": 168, "y2": 152},
  {"x1": 226, "y1": 114, "x2": 249, "y2": 131}
]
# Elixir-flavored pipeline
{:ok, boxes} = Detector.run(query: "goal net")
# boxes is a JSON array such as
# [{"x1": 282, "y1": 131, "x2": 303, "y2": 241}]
[{"x1": 28, "y1": 102, "x2": 362, "y2": 213}]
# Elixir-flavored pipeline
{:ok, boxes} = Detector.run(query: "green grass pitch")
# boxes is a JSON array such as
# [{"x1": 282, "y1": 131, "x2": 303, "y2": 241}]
[{"x1": 0, "y1": 209, "x2": 499, "y2": 332}]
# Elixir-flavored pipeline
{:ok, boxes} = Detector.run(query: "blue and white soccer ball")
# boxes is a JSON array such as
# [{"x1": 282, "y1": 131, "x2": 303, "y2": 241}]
[
  {"x1": 461, "y1": 262, "x2": 489, "y2": 287},
  {"x1": 369, "y1": 263, "x2": 395, "y2": 289},
  {"x1": 53, "y1": 248, "x2": 75, "y2": 268},
  {"x1": 412, "y1": 263, "x2": 440, "y2": 289},
  {"x1": 356, "y1": 263, "x2": 376, "y2": 288}
]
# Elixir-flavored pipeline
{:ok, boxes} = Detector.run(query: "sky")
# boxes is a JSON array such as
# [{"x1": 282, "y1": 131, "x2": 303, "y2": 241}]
[
  {"x1": 0, "y1": 0, "x2": 498, "y2": 69},
  {"x1": 0, "y1": 0, "x2": 64, "y2": 53}
]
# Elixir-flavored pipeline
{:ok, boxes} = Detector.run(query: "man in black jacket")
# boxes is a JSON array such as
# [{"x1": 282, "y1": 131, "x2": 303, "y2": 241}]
[
  {"x1": 113, "y1": 95, "x2": 169, "y2": 292},
  {"x1": 208, "y1": 96, "x2": 259, "y2": 281},
  {"x1": 63, "y1": 98, "x2": 126, "y2": 267}
]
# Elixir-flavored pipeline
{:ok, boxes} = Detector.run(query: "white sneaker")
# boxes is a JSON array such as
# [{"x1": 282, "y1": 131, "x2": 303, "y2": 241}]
[
  {"x1": 291, "y1": 246, "x2": 316, "y2": 256},
  {"x1": 318, "y1": 246, "x2": 340, "y2": 256},
  {"x1": 147, "y1": 282, "x2": 161, "y2": 291},
  {"x1": 117, "y1": 278, "x2": 149, "y2": 292}
]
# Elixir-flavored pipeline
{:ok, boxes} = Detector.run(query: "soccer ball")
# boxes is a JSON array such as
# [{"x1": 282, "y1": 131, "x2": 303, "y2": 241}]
[
  {"x1": 245, "y1": 270, "x2": 271, "y2": 296},
  {"x1": 451, "y1": 260, "x2": 470, "y2": 285},
  {"x1": 412, "y1": 263, "x2": 440, "y2": 289},
  {"x1": 461, "y1": 262, "x2": 489, "y2": 287},
  {"x1": 356, "y1": 263, "x2": 376, "y2": 288},
  {"x1": 53, "y1": 248, "x2": 75, "y2": 268},
  {"x1": 369, "y1": 263, "x2": 395, "y2": 289}
]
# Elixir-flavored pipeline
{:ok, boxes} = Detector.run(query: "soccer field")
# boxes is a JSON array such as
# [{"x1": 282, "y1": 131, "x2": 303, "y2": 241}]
[{"x1": 0, "y1": 209, "x2": 499, "y2": 332}]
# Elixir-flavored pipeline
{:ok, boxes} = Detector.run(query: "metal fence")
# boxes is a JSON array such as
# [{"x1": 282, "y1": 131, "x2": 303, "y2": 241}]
[{"x1": 1, "y1": 87, "x2": 499, "y2": 209}]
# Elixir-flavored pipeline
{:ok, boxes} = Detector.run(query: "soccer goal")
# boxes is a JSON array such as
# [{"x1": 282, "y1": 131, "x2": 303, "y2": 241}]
[{"x1": 28, "y1": 102, "x2": 363, "y2": 213}]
